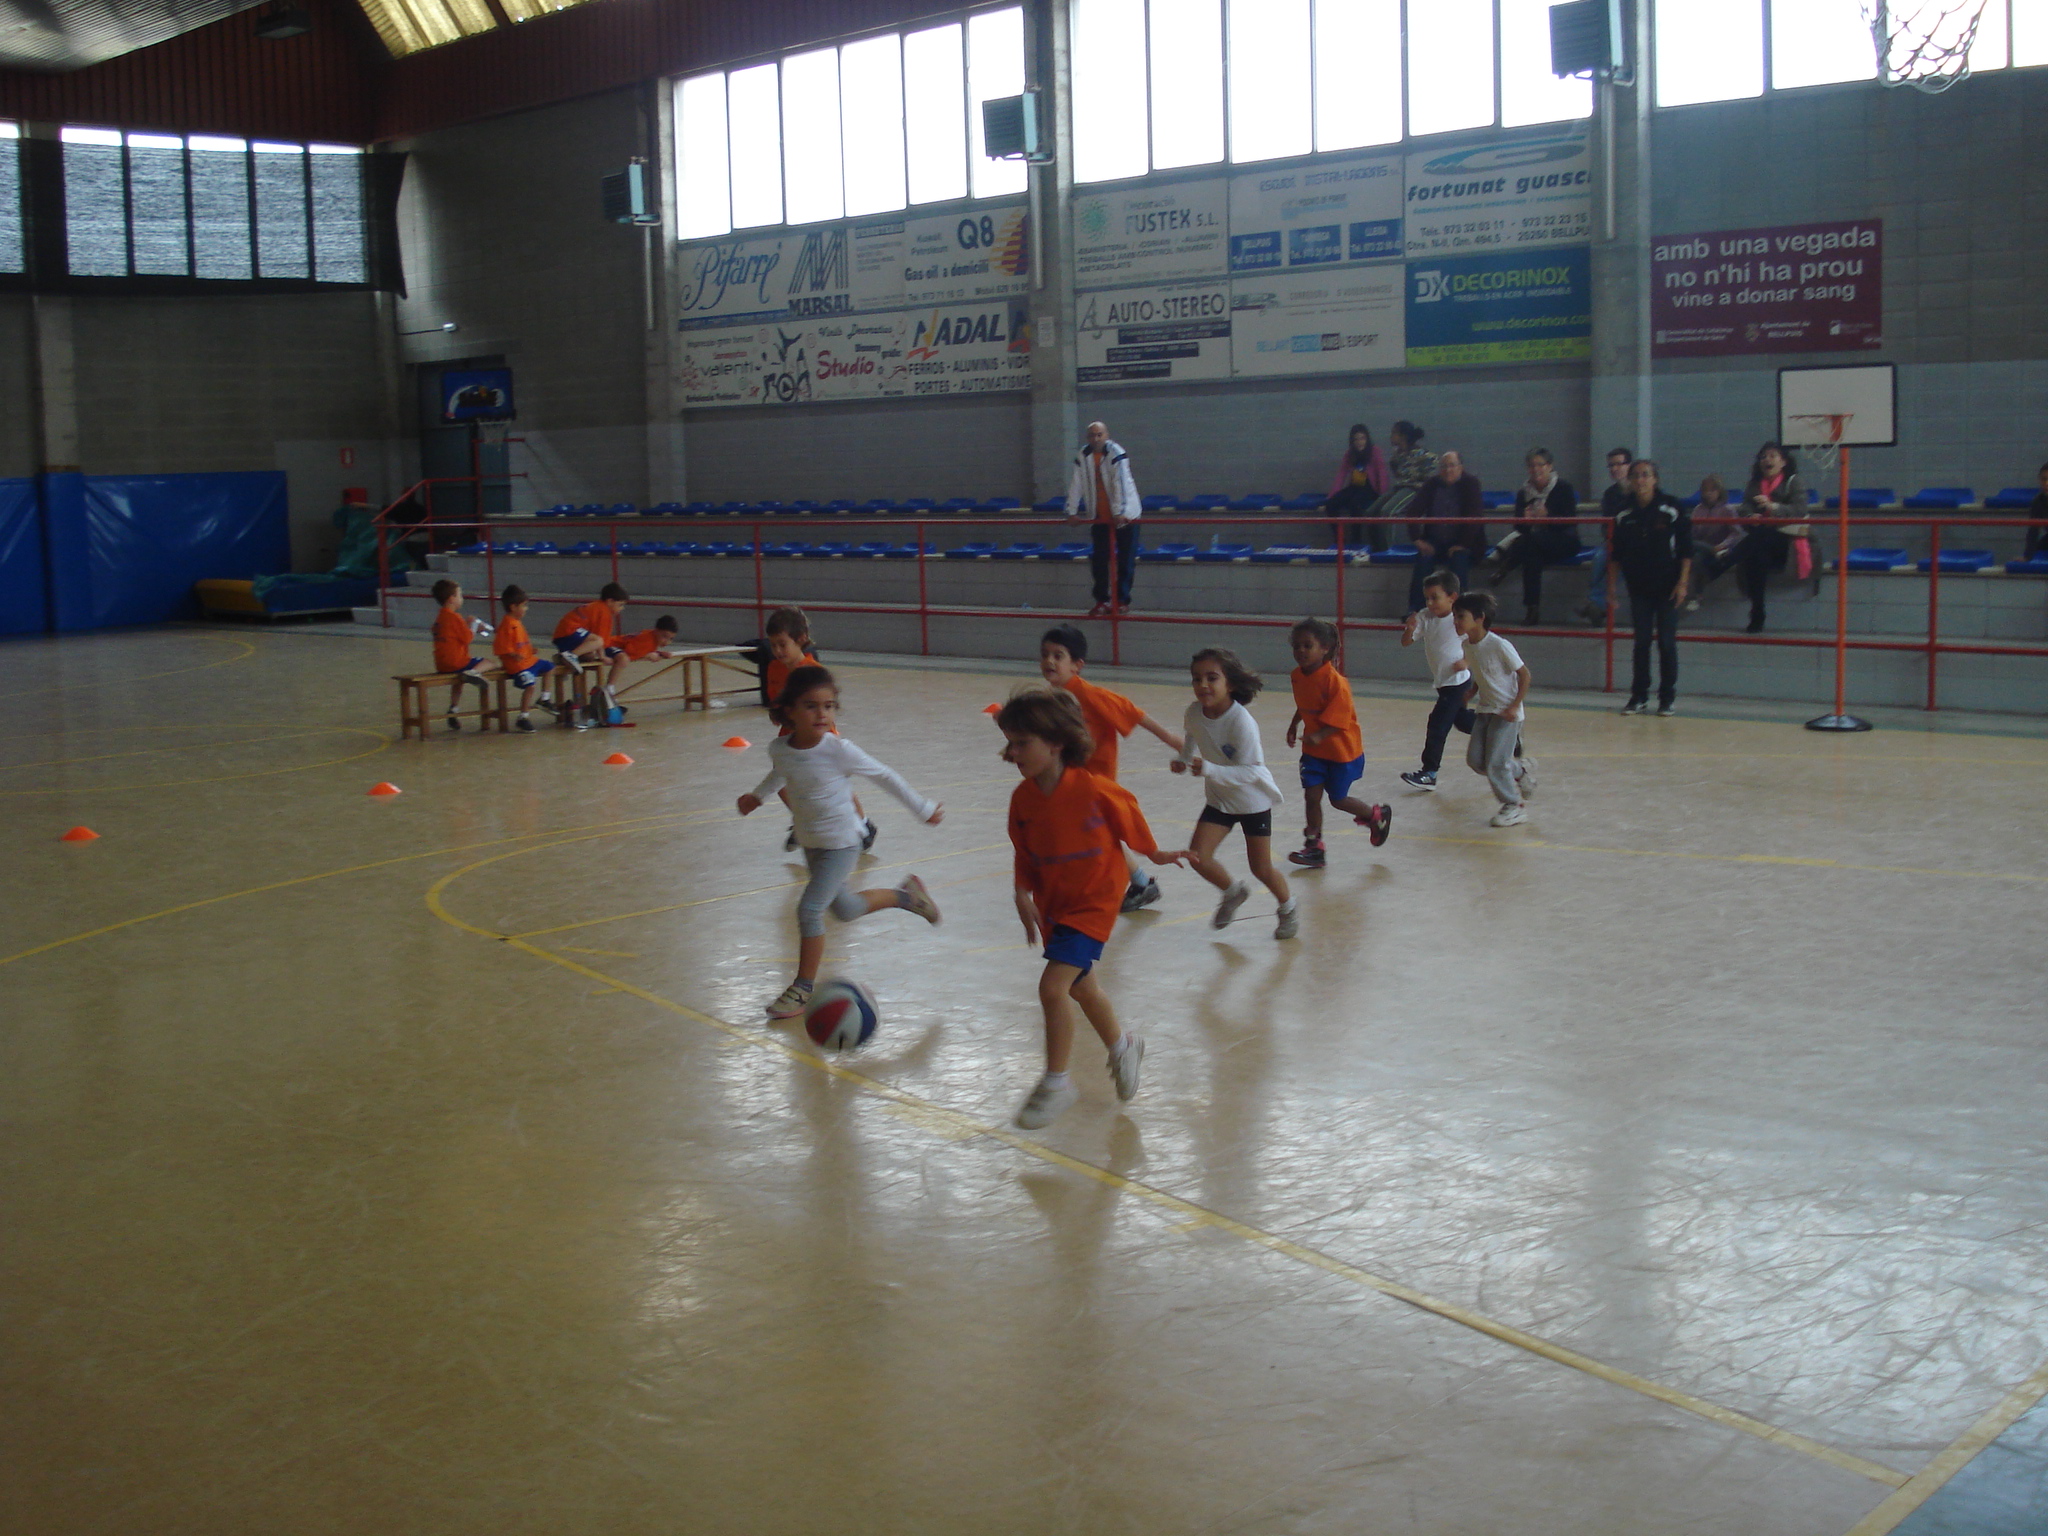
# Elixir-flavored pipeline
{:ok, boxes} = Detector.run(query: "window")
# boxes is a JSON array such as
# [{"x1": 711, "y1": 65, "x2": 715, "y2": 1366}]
[
  {"x1": 54, "y1": 126, "x2": 366, "y2": 283},
  {"x1": 356, "y1": 0, "x2": 611, "y2": 58},
  {"x1": 2018, "y1": 0, "x2": 2048, "y2": 66},
  {"x1": 1314, "y1": 0, "x2": 1402, "y2": 151},
  {"x1": 672, "y1": 9, "x2": 1027, "y2": 241},
  {"x1": 1657, "y1": 0, "x2": 1764, "y2": 104},
  {"x1": 1500, "y1": 0, "x2": 1594, "y2": 126},
  {"x1": 0, "y1": 122, "x2": 19, "y2": 275},
  {"x1": 841, "y1": 36, "x2": 907, "y2": 216},
  {"x1": 1661, "y1": 0, "x2": 2021, "y2": 105},
  {"x1": 1773, "y1": 0, "x2": 1877, "y2": 89},
  {"x1": 1151, "y1": 0, "x2": 1226, "y2": 169},
  {"x1": 1229, "y1": 0, "x2": 1314, "y2": 160},
  {"x1": 1073, "y1": 0, "x2": 1149, "y2": 181},
  {"x1": 1408, "y1": 0, "x2": 1497, "y2": 135}
]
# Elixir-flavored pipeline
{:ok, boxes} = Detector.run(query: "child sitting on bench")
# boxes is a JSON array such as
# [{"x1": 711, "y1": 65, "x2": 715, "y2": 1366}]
[
  {"x1": 431, "y1": 579, "x2": 493, "y2": 732},
  {"x1": 492, "y1": 585, "x2": 554, "y2": 732}
]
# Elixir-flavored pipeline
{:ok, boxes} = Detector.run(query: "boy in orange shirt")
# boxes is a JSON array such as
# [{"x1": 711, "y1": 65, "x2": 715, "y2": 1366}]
[
  {"x1": 430, "y1": 578, "x2": 493, "y2": 732},
  {"x1": 764, "y1": 607, "x2": 873, "y2": 851},
  {"x1": 1284, "y1": 617, "x2": 1391, "y2": 867},
  {"x1": 998, "y1": 688, "x2": 1186, "y2": 1130},
  {"x1": 492, "y1": 585, "x2": 554, "y2": 731},
  {"x1": 602, "y1": 614, "x2": 682, "y2": 715},
  {"x1": 552, "y1": 580, "x2": 629, "y2": 718},
  {"x1": 1035, "y1": 624, "x2": 1183, "y2": 912}
]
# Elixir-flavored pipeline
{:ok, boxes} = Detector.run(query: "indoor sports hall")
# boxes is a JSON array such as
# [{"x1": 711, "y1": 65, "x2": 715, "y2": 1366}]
[{"x1": 3, "y1": 3, "x2": 2047, "y2": 1534}]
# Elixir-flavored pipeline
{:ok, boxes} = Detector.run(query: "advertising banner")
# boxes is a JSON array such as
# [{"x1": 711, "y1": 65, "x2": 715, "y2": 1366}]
[
  {"x1": 681, "y1": 328, "x2": 765, "y2": 407},
  {"x1": 1650, "y1": 220, "x2": 1882, "y2": 357},
  {"x1": 1403, "y1": 247, "x2": 1592, "y2": 366},
  {"x1": 1228, "y1": 155, "x2": 1402, "y2": 274},
  {"x1": 900, "y1": 300, "x2": 1033, "y2": 396},
  {"x1": 681, "y1": 317, "x2": 914, "y2": 407},
  {"x1": 902, "y1": 205, "x2": 1030, "y2": 307},
  {"x1": 1229, "y1": 266, "x2": 1404, "y2": 377},
  {"x1": 1404, "y1": 127, "x2": 1591, "y2": 257},
  {"x1": 1071, "y1": 179, "x2": 1229, "y2": 288},
  {"x1": 811, "y1": 315, "x2": 910, "y2": 399},
  {"x1": 1075, "y1": 284, "x2": 1232, "y2": 384},
  {"x1": 677, "y1": 227, "x2": 858, "y2": 329}
]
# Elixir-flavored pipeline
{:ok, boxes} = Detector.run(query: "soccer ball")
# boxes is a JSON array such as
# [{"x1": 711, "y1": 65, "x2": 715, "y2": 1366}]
[{"x1": 803, "y1": 978, "x2": 879, "y2": 1051}]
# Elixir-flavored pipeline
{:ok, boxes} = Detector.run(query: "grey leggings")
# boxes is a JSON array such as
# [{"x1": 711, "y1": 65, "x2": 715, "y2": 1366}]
[{"x1": 797, "y1": 845, "x2": 868, "y2": 937}]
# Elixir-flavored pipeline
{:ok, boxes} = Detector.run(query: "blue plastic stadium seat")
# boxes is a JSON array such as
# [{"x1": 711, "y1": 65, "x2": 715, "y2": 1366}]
[
  {"x1": 605, "y1": 503, "x2": 635, "y2": 518},
  {"x1": 1845, "y1": 547, "x2": 1911, "y2": 572},
  {"x1": 564, "y1": 541, "x2": 601, "y2": 555},
  {"x1": 1227, "y1": 492, "x2": 1280, "y2": 511},
  {"x1": 1480, "y1": 491, "x2": 1516, "y2": 510},
  {"x1": 1251, "y1": 546, "x2": 1310, "y2": 564},
  {"x1": 899, "y1": 497, "x2": 937, "y2": 512},
  {"x1": 536, "y1": 505, "x2": 570, "y2": 518},
  {"x1": 568, "y1": 504, "x2": 599, "y2": 518},
  {"x1": 990, "y1": 542, "x2": 1044, "y2": 560},
  {"x1": 1141, "y1": 494, "x2": 1180, "y2": 512},
  {"x1": 1917, "y1": 549, "x2": 1995, "y2": 572},
  {"x1": 860, "y1": 498, "x2": 896, "y2": 513},
  {"x1": 495, "y1": 542, "x2": 530, "y2": 555},
  {"x1": 880, "y1": 543, "x2": 920, "y2": 559},
  {"x1": 1034, "y1": 496, "x2": 1066, "y2": 512},
  {"x1": 1281, "y1": 493, "x2": 1326, "y2": 512},
  {"x1": 1824, "y1": 487, "x2": 1894, "y2": 509},
  {"x1": 645, "y1": 502, "x2": 683, "y2": 517},
  {"x1": 981, "y1": 496, "x2": 1023, "y2": 512},
  {"x1": 531, "y1": 541, "x2": 562, "y2": 555},
  {"x1": 939, "y1": 497, "x2": 978, "y2": 514},
  {"x1": 1904, "y1": 487, "x2": 1974, "y2": 509},
  {"x1": 1194, "y1": 542, "x2": 1254, "y2": 562},
  {"x1": 1045, "y1": 542, "x2": 1090, "y2": 562},
  {"x1": 1186, "y1": 494, "x2": 1230, "y2": 511},
  {"x1": 943, "y1": 541, "x2": 998, "y2": 559},
  {"x1": 714, "y1": 501, "x2": 748, "y2": 514},
  {"x1": 658, "y1": 543, "x2": 694, "y2": 557},
  {"x1": 809, "y1": 541, "x2": 854, "y2": 557},
  {"x1": 456, "y1": 541, "x2": 488, "y2": 555},
  {"x1": 2004, "y1": 556, "x2": 2048, "y2": 574},
  {"x1": 1984, "y1": 487, "x2": 2037, "y2": 510},
  {"x1": 1373, "y1": 545, "x2": 1420, "y2": 565},
  {"x1": 696, "y1": 541, "x2": 742, "y2": 557},
  {"x1": 1139, "y1": 542, "x2": 1199, "y2": 562},
  {"x1": 683, "y1": 501, "x2": 715, "y2": 515},
  {"x1": 847, "y1": 542, "x2": 889, "y2": 558},
  {"x1": 824, "y1": 499, "x2": 858, "y2": 513},
  {"x1": 787, "y1": 500, "x2": 821, "y2": 514}
]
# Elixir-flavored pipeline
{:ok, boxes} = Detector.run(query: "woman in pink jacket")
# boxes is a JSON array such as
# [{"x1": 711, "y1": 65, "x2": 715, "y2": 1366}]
[{"x1": 1323, "y1": 424, "x2": 1390, "y2": 551}]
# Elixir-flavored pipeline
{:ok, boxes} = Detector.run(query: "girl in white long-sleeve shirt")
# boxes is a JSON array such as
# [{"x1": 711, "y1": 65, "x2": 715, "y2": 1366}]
[
  {"x1": 1172, "y1": 648, "x2": 1298, "y2": 939},
  {"x1": 738, "y1": 665, "x2": 945, "y2": 1019}
]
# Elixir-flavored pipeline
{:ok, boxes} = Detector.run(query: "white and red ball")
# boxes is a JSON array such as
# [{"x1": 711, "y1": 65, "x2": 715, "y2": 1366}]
[{"x1": 803, "y1": 978, "x2": 879, "y2": 1051}]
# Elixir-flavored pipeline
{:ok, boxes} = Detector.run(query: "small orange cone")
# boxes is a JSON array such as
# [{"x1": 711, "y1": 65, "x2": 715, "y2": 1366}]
[
  {"x1": 603, "y1": 752, "x2": 633, "y2": 766},
  {"x1": 723, "y1": 736, "x2": 750, "y2": 749},
  {"x1": 61, "y1": 826, "x2": 99, "y2": 842},
  {"x1": 368, "y1": 782, "x2": 402, "y2": 797},
  {"x1": 982, "y1": 703, "x2": 1001, "y2": 714}
]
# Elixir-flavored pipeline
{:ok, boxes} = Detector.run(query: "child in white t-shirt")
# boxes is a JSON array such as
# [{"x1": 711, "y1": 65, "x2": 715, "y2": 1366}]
[
  {"x1": 1398, "y1": 569, "x2": 1474, "y2": 790},
  {"x1": 1173, "y1": 647, "x2": 1298, "y2": 939},
  {"x1": 1452, "y1": 591, "x2": 1538, "y2": 827}
]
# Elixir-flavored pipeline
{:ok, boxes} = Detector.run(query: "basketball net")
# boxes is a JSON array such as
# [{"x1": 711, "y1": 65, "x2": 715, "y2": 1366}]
[
  {"x1": 1865, "y1": 0, "x2": 1991, "y2": 93},
  {"x1": 1787, "y1": 413, "x2": 1849, "y2": 477}
]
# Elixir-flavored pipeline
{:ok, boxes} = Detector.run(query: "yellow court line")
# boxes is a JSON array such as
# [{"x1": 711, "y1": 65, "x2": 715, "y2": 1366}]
[
  {"x1": 505, "y1": 841, "x2": 1012, "y2": 939},
  {"x1": 0, "y1": 726, "x2": 374, "y2": 772},
  {"x1": 1841, "y1": 1358, "x2": 2048, "y2": 1535},
  {"x1": 0, "y1": 729, "x2": 394, "y2": 797},
  {"x1": 0, "y1": 636, "x2": 258, "y2": 701},
  {"x1": 1398, "y1": 833, "x2": 2048, "y2": 886},
  {"x1": 0, "y1": 808, "x2": 719, "y2": 972},
  {"x1": 424, "y1": 849, "x2": 1909, "y2": 1493}
]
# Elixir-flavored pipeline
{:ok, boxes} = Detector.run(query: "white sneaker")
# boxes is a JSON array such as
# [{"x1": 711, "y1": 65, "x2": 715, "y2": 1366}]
[
  {"x1": 1490, "y1": 803, "x2": 1527, "y2": 827},
  {"x1": 1514, "y1": 755, "x2": 1538, "y2": 798},
  {"x1": 896, "y1": 874, "x2": 941, "y2": 924},
  {"x1": 1109, "y1": 1035, "x2": 1145, "y2": 1101},
  {"x1": 1274, "y1": 903, "x2": 1299, "y2": 940},
  {"x1": 1212, "y1": 880, "x2": 1250, "y2": 929},
  {"x1": 556, "y1": 651, "x2": 584, "y2": 675},
  {"x1": 766, "y1": 981, "x2": 813, "y2": 1019},
  {"x1": 1015, "y1": 1075, "x2": 1079, "y2": 1129}
]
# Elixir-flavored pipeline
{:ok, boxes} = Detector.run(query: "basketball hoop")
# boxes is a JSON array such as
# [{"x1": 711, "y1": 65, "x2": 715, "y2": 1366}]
[
  {"x1": 1787, "y1": 412, "x2": 1849, "y2": 477},
  {"x1": 1865, "y1": 0, "x2": 1991, "y2": 93}
]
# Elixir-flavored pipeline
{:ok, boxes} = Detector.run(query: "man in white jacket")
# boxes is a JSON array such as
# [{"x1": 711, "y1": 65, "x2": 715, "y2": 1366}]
[{"x1": 1064, "y1": 420, "x2": 1142, "y2": 617}]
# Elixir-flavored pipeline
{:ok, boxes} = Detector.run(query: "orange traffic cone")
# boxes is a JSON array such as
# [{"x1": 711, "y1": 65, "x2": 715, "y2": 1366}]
[
  {"x1": 982, "y1": 703, "x2": 1001, "y2": 714},
  {"x1": 723, "y1": 736, "x2": 750, "y2": 749},
  {"x1": 603, "y1": 752, "x2": 633, "y2": 766},
  {"x1": 61, "y1": 826, "x2": 99, "y2": 842},
  {"x1": 368, "y1": 782, "x2": 402, "y2": 797}
]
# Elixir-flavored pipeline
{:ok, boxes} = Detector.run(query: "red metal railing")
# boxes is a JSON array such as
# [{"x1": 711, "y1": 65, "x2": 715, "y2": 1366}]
[{"x1": 370, "y1": 509, "x2": 2048, "y2": 714}]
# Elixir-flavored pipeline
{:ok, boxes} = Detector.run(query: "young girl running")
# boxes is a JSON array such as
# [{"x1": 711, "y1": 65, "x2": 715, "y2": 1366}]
[
  {"x1": 1172, "y1": 648, "x2": 1298, "y2": 940},
  {"x1": 737, "y1": 665, "x2": 944, "y2": 1019}
]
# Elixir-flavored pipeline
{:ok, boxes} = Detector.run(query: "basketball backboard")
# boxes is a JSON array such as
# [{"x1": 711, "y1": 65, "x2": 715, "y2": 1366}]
[{"x1": 1778, "y1": 363, "x2": 1897, "y2": 447}]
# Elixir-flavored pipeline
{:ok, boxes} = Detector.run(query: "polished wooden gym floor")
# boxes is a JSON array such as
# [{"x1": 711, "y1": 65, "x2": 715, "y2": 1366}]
[{"x1": 4, "y1": 624, "x2": 2045, "y2": 1535}]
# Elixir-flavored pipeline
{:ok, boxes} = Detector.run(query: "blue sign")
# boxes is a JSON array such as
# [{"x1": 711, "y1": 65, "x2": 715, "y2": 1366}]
[
  {"x1": 1348, "y1": 220, "x2": 1403, "y2": 261},
  {"x1": 1228, "y1": 231, "x2": 1282, "y2": 272},
  {"x1": 1403, "y1": 248, "x2": 1591, "y2": 367},
  {"x1": 1287, "y1": 226, "x2": 1343, "y2": 265},
  {"x1": 441, "y1": 369, "x2": 516, "y2": 421}
]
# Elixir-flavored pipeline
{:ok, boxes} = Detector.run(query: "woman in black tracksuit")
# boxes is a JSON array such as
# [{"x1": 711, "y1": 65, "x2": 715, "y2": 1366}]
[{"x1": 1611, "y1": 458, "x2": 1693, "y2": 716}]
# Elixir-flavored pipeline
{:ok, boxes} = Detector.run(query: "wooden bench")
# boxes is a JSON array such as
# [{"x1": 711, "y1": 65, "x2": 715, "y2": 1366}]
[
  {"x1": 613, "y1": 645, "x2": 757, "y2": 712},
  {"x1": 393, "y1": 669, "x2": 510, "y2": 739}
]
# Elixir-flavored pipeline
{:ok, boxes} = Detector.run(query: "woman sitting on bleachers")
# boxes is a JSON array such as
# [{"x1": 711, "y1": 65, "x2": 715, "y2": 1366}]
[
  {"x1": 1682, "y1": 474, "x2": 1740, "y2": 611},
  {"x1": 1323, "y1": 424, "x2": 1389, "y2": 551},
  {"x1": 2022, "y1": 461, "x2": 2048, "y2": 561},
  {"x1": 1734, "y1": 442, "x2": 1810, "y2": 633},
  {"x1": 1490, "y1": 447, "x2": 1580, "y2": 624},
  {"x1": 1362, "y1": 420, "x2": 1437, "y2": 543}
]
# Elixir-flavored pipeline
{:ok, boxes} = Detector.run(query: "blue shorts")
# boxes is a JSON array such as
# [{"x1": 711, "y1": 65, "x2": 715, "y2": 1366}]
[
  {"x1": 1299, "y1": 752, "x2": 1365, "y2": 800},
  {"x1": 556, "y1": 629, "x2": 592, "y2": 652},
  {"x1": 509, "y1": 658, "x2": 554, "y2": 686},
  {"x1": 442, "y1": 658, "x2": 485, "y2": 677},
  {"x1": 1043, "y1": 924, "x2": 1105, "y2": 974}
]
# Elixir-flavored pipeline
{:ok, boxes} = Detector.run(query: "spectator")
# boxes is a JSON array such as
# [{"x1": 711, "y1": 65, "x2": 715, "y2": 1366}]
[
  {"x1": 1733, "y1": 442, "x2": 1809, "y2": 633},
  {"x1": 1683, "y1": 474, "x2": 1740, "y2": 611},
  {"x1": 1323, "y1": 424, "x2": 1390, "y2": 551},
  {"x1": 1406, "y1": 450, "x2": 1485, "y2": 614},
  {"x1": 1374, "y1": 420, "x2": 1437, "y2": 521},
  {"x1": 1064, "y1": 420, "x2": 1142, "y2": 617},
  {"x1": 1613, "y1": 459, "x2": 1692, "y2": 716},
  {"x1": 2019, "y1": 461, "x2": 2048, "y2": 560},
  {"x1": 1491, "y1": 447, "x2": 1581, "y2": 624},
  {"x1": 1577, "y1": 446, "x2": 1634, "y2": 624}
]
